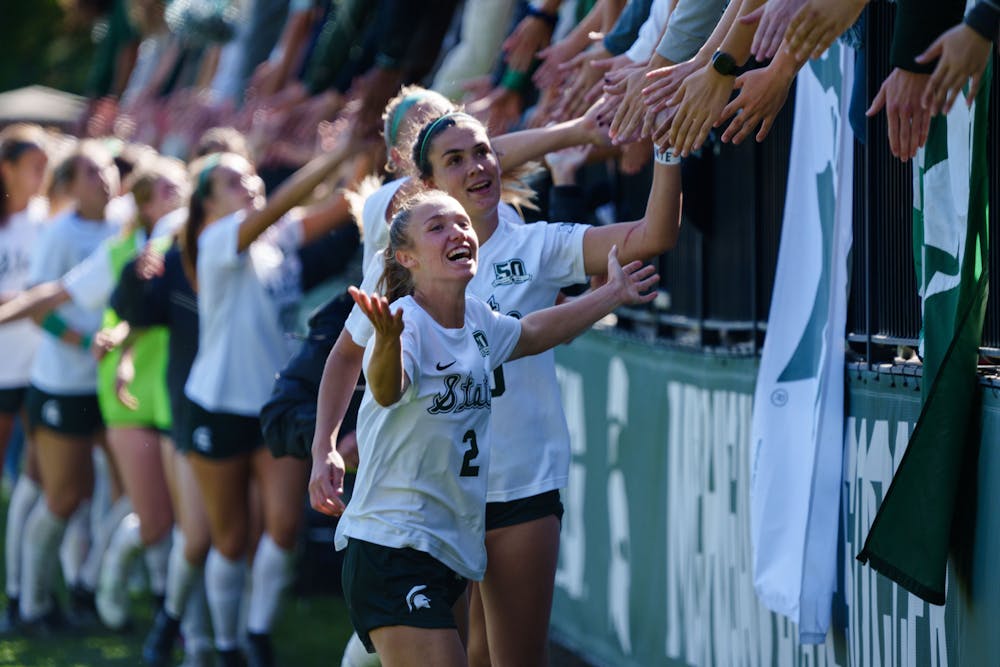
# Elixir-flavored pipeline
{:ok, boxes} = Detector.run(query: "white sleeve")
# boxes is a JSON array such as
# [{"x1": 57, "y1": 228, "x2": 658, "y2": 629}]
[
  {"x1": 345, "y1": 253, "x2": 385, "y2": 347},
  {"x1": 197, "y1": 212, "x2": 243, "y2": 269},
  {"x1": 540, "y1": 222, "x2": 588, "y2": 285},
  {"x1": 625, "y1": 0, "x2": 673, "y2": 63},
  {"x1": 271, "y1": 211, "x2": 305, "y2": 252},
  {"x1": 62, "y1": 241, "x2": 114, "y2": 311}
]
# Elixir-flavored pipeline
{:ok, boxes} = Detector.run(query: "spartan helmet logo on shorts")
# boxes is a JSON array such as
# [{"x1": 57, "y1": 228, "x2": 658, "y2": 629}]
[
  {"x1": 41, "y1": 399, "x2": 61, "y2": 427},
  {"x1": 405, "y1": 585, "x2": 431, "y2": 612},
  {"x1": 192, "y1": 426, "x2": 213, "y2": 453}
]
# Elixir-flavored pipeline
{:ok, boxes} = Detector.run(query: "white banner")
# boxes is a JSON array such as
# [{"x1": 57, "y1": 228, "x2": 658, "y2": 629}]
[{"x1": 750, "y1": 44, "x2": 854, "y2": 643}]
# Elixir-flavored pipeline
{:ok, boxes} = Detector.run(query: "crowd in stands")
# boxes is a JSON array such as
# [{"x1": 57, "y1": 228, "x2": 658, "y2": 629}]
[{"x1": 0, "y1": 0, "x2": 996, "y2": 666}]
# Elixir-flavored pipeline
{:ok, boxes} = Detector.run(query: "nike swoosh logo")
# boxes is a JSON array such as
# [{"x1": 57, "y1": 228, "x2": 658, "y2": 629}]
[{"x1": 436, "y1": 361, "x2": 457, "y2": 371}]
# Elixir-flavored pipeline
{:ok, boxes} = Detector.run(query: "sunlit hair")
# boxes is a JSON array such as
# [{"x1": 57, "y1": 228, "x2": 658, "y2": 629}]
[
  {"x1": 125, "y1": 155, "x2": 186, "y2": 236},
  {"x1": 193, "y1": 127, "x2": 251, "y2": 161},
  {"x1": 381, "y1": 85, "x2": 454, "y2": 173},
  {"x1": 410, "y1": 112, "x2": 538, "y2": 211},
  {"x1": 0, "y1": 123, "x2": 48, "y2": 222},
  {"x1": 377, "y1": 189, "x2": 455, "y2": 303},
  {"x1": 180, "y1": 152, "x2": 228, "y2": 290}
]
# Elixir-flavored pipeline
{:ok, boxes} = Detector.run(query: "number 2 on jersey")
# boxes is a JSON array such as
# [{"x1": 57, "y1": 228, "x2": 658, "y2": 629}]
[{"x1": 460, "y1": 429, "x2": 480, "y2": 477}]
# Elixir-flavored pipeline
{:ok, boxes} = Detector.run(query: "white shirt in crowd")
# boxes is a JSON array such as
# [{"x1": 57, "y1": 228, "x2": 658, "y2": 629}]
[
  {"x1": 63, "y1": 207, "x2": 188, "y2": 311},
  {"x1": 184, "y1": 210, "x2": 304, "y2": 416},
  {"x1": 345, "y1": 211, "x2": 588, "y2": 503},
  {"x1": 0, "y1": 198, "x2": 49, "y2": 389},
  {"x1": 335, "y1": 295, "x2": 522, "y2": 580},
  {"x1": 28, "y1": 210, "x2": 121, "y2": 394}
]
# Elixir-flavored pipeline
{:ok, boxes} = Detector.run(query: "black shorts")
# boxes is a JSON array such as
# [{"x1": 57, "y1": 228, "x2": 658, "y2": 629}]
[
  {"x1": 341, "y1": 539, "x2": 468, "y2": 653},
  {"x1": 25, "y1": 386, "x2": 104, "y2": 437},
  {"x1": 184, "y1": 401, "x2": 262, "y2": 459},
  {"x1": 0, "y1": 387, "x2": 27, "y2": 415},
  {"x1": 169, "y1": 394, "x2": 195, "y2": 453},
  {"x1": 485, "y1": 490, "x2": 564, "y2": 531}
]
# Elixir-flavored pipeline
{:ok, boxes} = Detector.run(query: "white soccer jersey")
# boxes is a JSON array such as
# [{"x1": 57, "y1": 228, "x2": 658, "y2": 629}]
[
  {"x1": 184, "y1": 210, "x2": 304, "y2": 415},
  {"x1": 0, "y1": 199, "x2": 48, "y2": 388},
  {"x1": 346, "y1": 212, "x2": 588, "y2": 502},
  {"x1": 361, "y1": 178, "x2": 406, "y2": 269},
  {"x1": 335, "y1": 295, "x2": 521, "y2": 581},
  {"x1": 470, "y1": 216, "x2": 587, "y2": 501},
  {"x1": 28, "y1": 210, "x2": 121, "y2": 394}
]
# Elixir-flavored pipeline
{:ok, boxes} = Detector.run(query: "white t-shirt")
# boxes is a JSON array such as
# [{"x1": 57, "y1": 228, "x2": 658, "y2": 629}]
[
  {"x1": 184, "y1": 210, "x2": 304, "y2": 415},
  {"x1": 625, "y1": 0, "x2": 674, "y2": 63},
  {"x1": 335, "y1": 295, "x2": 522, "y2": 581},
  {"x1": 346, "y1": 213, "x2": 588, "y2": 502},
  {"x1": 62, "y1": 208, "x2": 187, "y2": 312},
  {"x1": 28, "y1": 211, "x2": 121, "y2": 394},
  {"x1": 0, "y1": 199, "x2": 49, "y2": 388}
]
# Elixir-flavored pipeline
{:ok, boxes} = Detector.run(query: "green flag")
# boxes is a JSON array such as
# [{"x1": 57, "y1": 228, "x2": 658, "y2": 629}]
[{"x1": 857, "y1": 66, "x2": 991, "y2": 604}]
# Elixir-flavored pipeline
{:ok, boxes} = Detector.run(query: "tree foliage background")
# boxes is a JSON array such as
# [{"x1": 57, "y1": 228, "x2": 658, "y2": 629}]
[{"x1": 0, "y1": 0, "x2": 99, "y2": 94}]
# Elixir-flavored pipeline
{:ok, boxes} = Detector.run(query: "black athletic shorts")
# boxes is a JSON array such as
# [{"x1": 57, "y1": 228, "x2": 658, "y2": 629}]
[
  {"x1": 485, "y1": 489, "x2": 564, "y2": 531},
  {"x1": 25, "y1": 386, "x2": 104, "y2": 437},
  {"x1": 341, "y1": 538, "x2": 468, "y2": 653},
  {"x1": 169, "y1": 394, "x2": 195, "y2": 453},
  {"x1": 183, "y1": 401, "x2": 262, "y2": 459},
  {"x1": 0, "y1": 386, "x2": 27, "y2": 415}
]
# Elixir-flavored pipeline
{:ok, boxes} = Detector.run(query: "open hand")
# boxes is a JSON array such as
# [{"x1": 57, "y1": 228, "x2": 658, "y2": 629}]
[
  {"x1": 349, "y1": 286, "x2": 404, "y2": 338},
  {"x1": 915, "y1": 23, "x2": 992, "y2": 115},
  {"x1": 606, "y1": 245, "x2": 660, "y2": 306}
]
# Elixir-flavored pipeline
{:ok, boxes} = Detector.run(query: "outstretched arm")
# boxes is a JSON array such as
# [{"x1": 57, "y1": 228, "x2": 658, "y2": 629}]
[
  {"x1": 492, "y1": 103, "x2": 608, "y2": 170},
  {"x1": 512, "y1": 247, "x2": 658, "y2": 359},
  {"x1": 237, "y1": 132, "x2": 359, "y2": 253},
  {"x1": 580, "y1": 156, "x2": 682, "y2": 274},
  {"x1": 0, "y1": 281, "x2": 71, "y2": 326},
  {"x1": 349, "y1": 287, "x2": 408, "y2": 407},
  {"x1": 309, "y1": 329, "x2": 365, "y2": 517}
]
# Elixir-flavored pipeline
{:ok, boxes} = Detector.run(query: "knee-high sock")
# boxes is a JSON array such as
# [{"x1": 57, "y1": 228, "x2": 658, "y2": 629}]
[
  {"x1": 341, "y1": 632, "x2": 382, "y2": 667},
  {"x1": 181, "y1": 574, "x2": 213, "y2": 656},
  {"x1": 101, "y1": 512, "x2": 143, "y2": 591},
  {"x1": 20, "y1": 504, "x2": 66, "y2": 620},
  {"x1": 59, "y1": 499, "x2": 91, "y2": 588},
  {"x1": 143, "y1": 532, "x2": 172, "y2": 597},
  {"x1": 163, "y1": 528, "x2": 198, "y2": 619},
  {"x1": 246, "y1": 534, "x2": 294, "y2": 635},
  {"x1": 79, "y1": 496, "x2": 132, "y2": 591},
  {"x1": 5, "y1": 475, "x2": 41, "y2": 598},
  {"x1": 205, "y1": 549, "x2": 246, "y2": 651}
]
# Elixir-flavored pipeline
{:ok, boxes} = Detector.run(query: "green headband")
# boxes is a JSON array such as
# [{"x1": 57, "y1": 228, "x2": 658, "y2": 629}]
[
  {"x1": 386, "y1": 94, "x2": 428, "y2": 151},
  {"x1": 195, "y1": 154, "x2": 222, "y2": 197},
  {"x1": 416, "y1": 112, "x2": 478, "y2": 173}
]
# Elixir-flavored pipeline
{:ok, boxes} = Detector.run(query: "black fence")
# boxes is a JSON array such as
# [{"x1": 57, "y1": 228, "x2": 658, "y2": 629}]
[{"x1": 620, "y1": 0, "x2": 1000, "y2": 365}]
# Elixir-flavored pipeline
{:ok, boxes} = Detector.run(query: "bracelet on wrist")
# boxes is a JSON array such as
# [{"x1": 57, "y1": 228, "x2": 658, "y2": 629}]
[
  {"x1": 526, "y1": 5, "x2": 559, "y2": 28},
  {"x1": 79, "y1": 334, "x2": 93, "y2": 351},
  {"x1": 653, "y1": 145, "x2": 682, "y2": 166}
]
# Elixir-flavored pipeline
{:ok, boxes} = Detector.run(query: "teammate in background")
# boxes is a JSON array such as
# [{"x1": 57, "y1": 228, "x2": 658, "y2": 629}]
[
  {"x1": 338, "y1": 189, "x2": 658, "y2": 666},
  {"x1": 15, "y1": 142, "x2": 121, "y2": 631},
  {"x1": 180, "y1": 134, "x2": 358, "y2": 667},
  {"x1": 312, "y1": 110, "x2": 682, "y2": 667},
  {"x1": 0, "y1": 124, "x2": 50, "y2": 629}
]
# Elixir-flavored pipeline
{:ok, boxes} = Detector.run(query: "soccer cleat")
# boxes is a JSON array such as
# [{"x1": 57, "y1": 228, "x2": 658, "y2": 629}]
[{"x1": 141, "y1": 607, "x2": 180, "y2": 666}]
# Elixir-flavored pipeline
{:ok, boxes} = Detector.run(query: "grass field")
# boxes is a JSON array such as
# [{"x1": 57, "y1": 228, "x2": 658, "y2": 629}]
[{"x1": 0, "y1": 486, "x2": 356, "y2": 666}]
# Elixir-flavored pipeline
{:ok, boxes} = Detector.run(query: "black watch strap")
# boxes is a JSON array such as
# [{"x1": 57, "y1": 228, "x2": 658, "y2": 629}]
[{"x1": 711, "y1": 50, "x2": 739, "y2": 76}]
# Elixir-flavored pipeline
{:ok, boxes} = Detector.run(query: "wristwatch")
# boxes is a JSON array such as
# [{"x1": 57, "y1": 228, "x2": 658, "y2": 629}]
[{"x1": 711, "y1": 50, "x2": 738, "y2": 76}]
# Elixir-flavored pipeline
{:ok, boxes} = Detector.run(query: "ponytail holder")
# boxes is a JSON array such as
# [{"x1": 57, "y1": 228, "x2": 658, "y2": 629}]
[{"x1": 387, "y1": 94, "x2": 428, "y2": 151}]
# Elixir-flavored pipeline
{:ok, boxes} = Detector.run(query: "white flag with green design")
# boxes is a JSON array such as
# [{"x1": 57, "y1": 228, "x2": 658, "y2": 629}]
[
  {"x1": 858, "y1": 61, "x2": 991, "y2": 605},
  {"x1": 750, "y1": 43, "x2": 853, "y2": 643}
]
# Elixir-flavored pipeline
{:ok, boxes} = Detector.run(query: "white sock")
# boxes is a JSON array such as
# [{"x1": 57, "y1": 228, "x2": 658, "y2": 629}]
[
  {"x1": 20, "y1": 503, "x2": 66, "y2": 620},
  {"x1": 5, "y1": 475, "x2": 41, "y2": 598},
  {"x1": 59, "y1": 499, "x2": 91, "y2": 588},
  {"x1": 246, "y1": 534, "x2": 294, "y2": 635},
  {"x1": 143, "y1": 532, "x2": 172, "y2": 597},
  {"x1": 80, "y1": 496, "x2": 132, "y2": 591},
  {"x1": 164, "y1": 528, "x2": 197, "y2": 619},
  {"x1": 341, "y1": 632, "x2": 382, "y2": 667},
  {"x1": 182, "y1": 574, "x2": 213, "y2": 656},
  {"x1": 205, "y1": 549, "x2": 246, "y2": 651},
  {"x1": 89, "y1": 448, "x2": 112, "y2": 535},
  {"x1": 102, "y1": 513, "x2": 144, "y2": 590}
]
